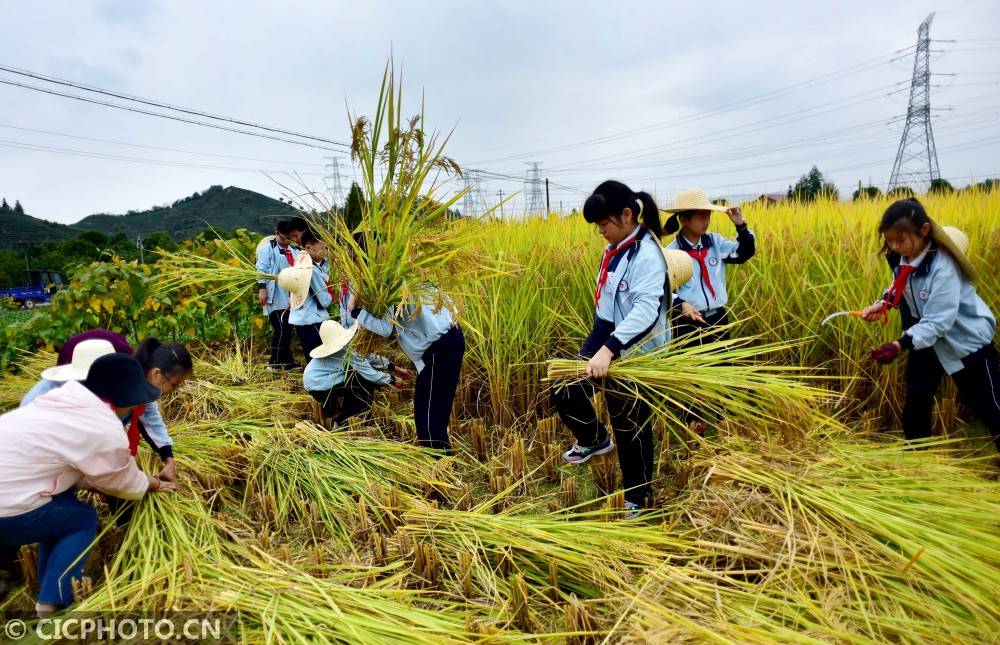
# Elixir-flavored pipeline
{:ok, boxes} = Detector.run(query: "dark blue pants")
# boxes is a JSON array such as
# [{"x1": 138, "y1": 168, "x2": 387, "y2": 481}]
[
  {"x1": 294, "y1": 322, "x2": 323, "y2": 364},
  {"x1": 414, "y1": 326, "x2": 464, "y2": 451},
  {"x1": 268, "y1": 309, "x2": 296, "y2": 366},
  {"x1": 904, "y1": 343, "x2": 1000, "y2": 450},
  {"x1": 673, "y1": 307, "x2": 730, "y2": 425},
  {"x1": 0, "y1": 491, "x2": 98, "y2": 605},
  {"x1": 309, "y1": 373, "x2": 381, "y2": 425},
  {"x1": 552, "y1": 381, "x2": 655, "y2": 507}
]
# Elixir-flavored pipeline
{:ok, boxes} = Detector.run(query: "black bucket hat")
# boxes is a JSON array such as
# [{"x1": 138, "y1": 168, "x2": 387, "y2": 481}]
[{"x1": 83, "y1": 354, "x2": 161, "y2": 408}]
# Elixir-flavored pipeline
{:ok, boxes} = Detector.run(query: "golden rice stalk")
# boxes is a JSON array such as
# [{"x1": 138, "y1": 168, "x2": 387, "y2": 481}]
[{"x1": 546, "y1": 334, "x2": 839, "y2": 435}]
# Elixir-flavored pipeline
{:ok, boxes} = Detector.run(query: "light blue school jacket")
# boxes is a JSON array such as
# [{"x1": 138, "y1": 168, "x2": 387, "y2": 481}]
[
  {"x1": 667, "y1": 225, "x2": 756, "y2": 312},
  {"x1": 255, "y1": 237, "x2": 297, "y2": 314},
  {"x1": 302, "y1": 346, "x2": 393, "y2": 392},
  {"x1": 887, "y1": 247, "x2": 996, "y2": 375},
  {"x1": 588, "y1": 227, "x2": 670, "y2": 357},
  {"x1": 354, "y1": 297, "x2": 455, "y2": 373},
  {"x1": 288, "y1": 259, "x2": 333, "y2": 326}
]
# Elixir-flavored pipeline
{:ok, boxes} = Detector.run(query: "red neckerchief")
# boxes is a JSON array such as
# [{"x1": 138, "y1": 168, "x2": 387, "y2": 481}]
[
  {"x1": 102, "y1": 400, "x2": 147, "y2": 456},
  {"x1": 879, "y1": 264, "x2": 917, "y2": 316},
  {"x1": 685, "y1": 246, "x2": 717, "y2": 299},
  {"x1": 594, "y1": 227, "x2": 643, "y2": 305},
  {"x1": 279, "y1": 245, "x2": 295, "y2": 266}
]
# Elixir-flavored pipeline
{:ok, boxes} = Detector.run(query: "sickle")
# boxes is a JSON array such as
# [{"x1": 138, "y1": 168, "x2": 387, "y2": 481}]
[{"x1": 821, "y1": 310, "x2": 864, "y2": 326}]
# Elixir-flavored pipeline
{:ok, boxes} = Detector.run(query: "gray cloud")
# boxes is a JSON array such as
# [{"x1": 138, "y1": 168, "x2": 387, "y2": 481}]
[{"x1": 0, "y1": 0, "x2": 997, "y2": 223}]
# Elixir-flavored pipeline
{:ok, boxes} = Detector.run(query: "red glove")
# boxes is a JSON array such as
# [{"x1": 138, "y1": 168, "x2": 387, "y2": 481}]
[{"x1": 871, "y1": 342, "x2": 901, "y2": 365}]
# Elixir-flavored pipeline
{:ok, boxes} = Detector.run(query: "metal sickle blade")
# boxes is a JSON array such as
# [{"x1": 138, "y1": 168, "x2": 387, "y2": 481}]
[{"x1": 821, "y1": 311, "x2": 852, "y2": 326}]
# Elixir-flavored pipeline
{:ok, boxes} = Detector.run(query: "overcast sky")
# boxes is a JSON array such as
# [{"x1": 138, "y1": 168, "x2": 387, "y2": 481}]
[{"x1": 1, "y1": 0, "x2": 998, "y2": 223}]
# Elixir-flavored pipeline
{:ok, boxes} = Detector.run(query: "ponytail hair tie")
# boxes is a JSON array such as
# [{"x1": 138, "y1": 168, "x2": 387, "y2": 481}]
[{"x1": 634, "y1": 198, "x2": 644, "y2": 217}]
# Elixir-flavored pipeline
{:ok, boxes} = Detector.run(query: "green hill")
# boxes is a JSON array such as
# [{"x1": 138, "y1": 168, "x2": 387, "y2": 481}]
[
  {"x1": 0, "y1": 186, "x2": 299, "y2": 250},
  {"x1": 72, "y1": 185, "x2": 299, "y2": 240},
  {"x1": 0, "y1": 208, "x2": 81, "y2": 250}
]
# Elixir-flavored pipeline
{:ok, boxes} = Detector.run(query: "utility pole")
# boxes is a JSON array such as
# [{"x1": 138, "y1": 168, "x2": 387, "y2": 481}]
[
  {"x1": 136, "y1": 235, "x2": 144, "y2": 264},
  {"x1": 545, "y1": 178, "x2": 551, "y2": 216},
  {"x1": 498, "y1": 190, "x2": 505, "y2": 219},
  {"x1": 888, "y1": 13, "x2": 941, "y2": 192}
]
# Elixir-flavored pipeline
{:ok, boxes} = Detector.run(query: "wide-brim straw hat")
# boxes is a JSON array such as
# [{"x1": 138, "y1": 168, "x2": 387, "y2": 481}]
[
  {"x1": 310, "y1": 321, "x2": 359, "y2": 359},
  {"x1": 42, "y1": 339, "x2": 116, "y2": 382},
  {"x1": 278, "y1": 252, "x2": 313, "y2": 310},
  {"x1": 255, "y1": 235, "x2": 275, "y2": 257},
  {"x1": 662, "y1": 249, "x2": 695, "y2": 290},
  {"x1": 663, "y1": 188, "x2": 730, "y2": 214},
  {"x1": 931, "y1": 221, "x2": 978, "y2": 282}
]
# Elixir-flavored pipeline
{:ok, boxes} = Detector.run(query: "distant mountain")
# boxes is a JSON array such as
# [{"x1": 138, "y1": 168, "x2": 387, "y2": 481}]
[
  {"x1": 72, "y1": 185, "x2": 300, "y2": 240},
  {"x1": 0, "y1": 185, "x2": 300, "y2": 250},
  {"x1": 0, "y1": 208, "x2": 81, "y2": 250}
]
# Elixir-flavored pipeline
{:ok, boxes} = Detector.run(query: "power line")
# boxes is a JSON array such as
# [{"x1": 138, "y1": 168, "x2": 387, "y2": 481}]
[
  {"x1": 0, "y1": 138, "x2": 327, "y2": 175},
  {"x1": 0, "y1": 63, "x2": 348, "y2": 148},
  {"x1": 542, "y1": 84, "x2": 910, "y2": 173},
  {"x1": 467, "y1": 47, "x2": 915, "y2": 165},
  {"x1": 0, "y1": 78, "x2": 347, "y2": 152},
  {"x1": 0, "y1": 122, "x2": 325, "y2": 166}
]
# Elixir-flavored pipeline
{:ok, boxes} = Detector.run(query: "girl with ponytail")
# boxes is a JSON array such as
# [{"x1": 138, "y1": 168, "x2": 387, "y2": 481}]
[
  {"x1": 130, "y1": 337, "x2": 194, "y2": 482},
  {"x1": 552, "y1": 180, "x2": 672, "y2": 516}
]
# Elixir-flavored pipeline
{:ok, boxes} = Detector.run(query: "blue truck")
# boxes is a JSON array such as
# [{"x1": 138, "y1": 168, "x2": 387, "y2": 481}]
[{"x1": 0, "y1": 269, "x2": 65, "y2": 309}]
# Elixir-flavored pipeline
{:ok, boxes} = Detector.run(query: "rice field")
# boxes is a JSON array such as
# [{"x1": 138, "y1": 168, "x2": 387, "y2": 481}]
[{"x1": 1, "y1": 188, "x2": 998, "y2": 643}]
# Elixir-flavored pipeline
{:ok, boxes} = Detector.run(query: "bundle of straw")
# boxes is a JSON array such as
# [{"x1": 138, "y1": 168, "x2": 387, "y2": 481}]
[
  {"x1": 152, "y1": 235, "x2": 274, "y2": 309},
  {"x1": 302, "y1": 64, "x2": 492, "y2": 323},
  {"x1": 546, "y1": 334, "x2": 837, "y2": 434},
  {"x1": 244, "y1": 422, "x2": 459, "y2": 544}
]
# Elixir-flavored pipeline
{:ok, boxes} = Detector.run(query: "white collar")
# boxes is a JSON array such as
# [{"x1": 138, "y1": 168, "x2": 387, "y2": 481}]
[
  {"x1": 607, "y1": 225, "x2": 642, "y2": 252},
  {"x1": 682, "y1": 232, "x2": 702, "y2": 249},
  {"x1": 902, "y1": 247, "x2": 930, "y2": 268}
]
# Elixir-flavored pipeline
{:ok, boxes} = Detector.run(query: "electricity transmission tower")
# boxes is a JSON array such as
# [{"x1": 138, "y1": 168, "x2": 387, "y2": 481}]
[
  {"x1": 459, "y1": 170, "x2": 488, "y2": 217},
  {"x1": 888, "y1": 13, "x2": 941, "y2": 192},
  {"x1": 524, "y1": 162, "x2": 544, "y2": 216},
  {"x1": 324, "y1": 157, "x2": 346, "y2": 208}
]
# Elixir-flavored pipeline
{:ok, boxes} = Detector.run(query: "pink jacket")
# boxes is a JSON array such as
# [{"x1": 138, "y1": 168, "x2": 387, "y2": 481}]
[{"x1": 0, "y1": 381, "x2": 149, "y2": 518}]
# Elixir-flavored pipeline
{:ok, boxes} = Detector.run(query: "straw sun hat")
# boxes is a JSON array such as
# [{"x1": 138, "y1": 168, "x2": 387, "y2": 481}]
[
  {"x1": 277, "y1": 252, "x2": 314, "y2": 310},
  {"x1": 663, "y1": 188, "x2": 730, "y2": 214},
  {"x1": 310, "y1": 321, "x2": 359, "y2": 359},
  {"x1": 42, "y1": 339, "x2": 116, "y2": 382},
  {"x1": 662, "y1": 249, "x2": 695, "y2": 290},
  {"x1": 931, "y1": 222, "x2": 978, "y2": 282},
  {"x1": 662, "y1": 188, "x2": 730, "y2": 235}
]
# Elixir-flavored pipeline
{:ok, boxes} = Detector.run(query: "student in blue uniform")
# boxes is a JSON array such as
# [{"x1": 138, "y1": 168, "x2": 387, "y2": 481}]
[
  {"x1": 349, "y1": 290, "x2": 463, "y2": 452},
  {"x1": 256, "y1": 220, "x2": 301, "y2": 370},
  {"x1": 283, "y1": 229, "x2": 333, "y2": 362},
  {"x1": 664, "y1": 188, "x2": 756, "y2": 342},
  {"x1": 860, "y1": 198, "x2": 999, "y2": 451},
  {"x1": 303, "y1": 320, "x2": 404, "y2": 427},
  {"x1": 552, "y1": 180, "x2": 675, "y2": 515}
]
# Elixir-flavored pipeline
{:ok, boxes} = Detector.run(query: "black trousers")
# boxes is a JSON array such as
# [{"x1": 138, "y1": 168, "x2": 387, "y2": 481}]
[
  {"x1": 903, "y1": 343, "x2": 1000, "y2": 451},
  {"x1": 552, "y1": 381, "x2": 655, "y2": 507},
  {"x1": 268, "y1": 309, "x2": 296, "y2": 366},
  {"x1": 673, "y1": 307, "x2": 730, "y2": 344},
  {"x1": 414, "y1": 326, "x2": 464, "y2": 451},
  {"x1": 294, "y1": 323, "x2": 323, "y2": 364},
  {"x1": 673, "y1": 308, "x2": 730, "y2": 425},
  {"x1": 309, "y1": 374, "x2": 380, "y2": 426}
]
